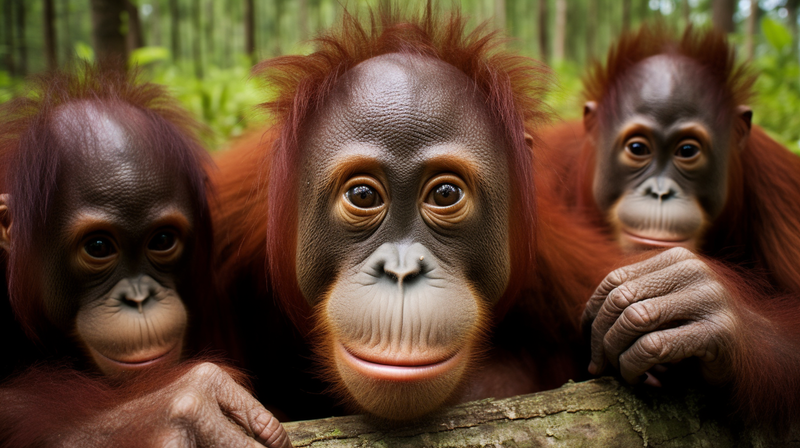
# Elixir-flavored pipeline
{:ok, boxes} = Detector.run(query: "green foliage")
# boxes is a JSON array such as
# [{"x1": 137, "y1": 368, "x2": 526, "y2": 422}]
[
  {"x1": 140, "y1": 56, "x2": 270, "y2": 150},
  {"x1": 752, "y1": 18, "x2": 800, "y2": 154}
]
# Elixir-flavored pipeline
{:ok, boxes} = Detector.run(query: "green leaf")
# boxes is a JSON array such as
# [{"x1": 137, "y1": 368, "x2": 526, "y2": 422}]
[
  {"x1": 129, "y1": 46, "x2": 170, "y2": 66},
  {"x1": 761, "y1": 18, "x2": 792, "y2": 53},
  {"x1": 75, "y1": 42, "x2": 95, "y2": 63}
]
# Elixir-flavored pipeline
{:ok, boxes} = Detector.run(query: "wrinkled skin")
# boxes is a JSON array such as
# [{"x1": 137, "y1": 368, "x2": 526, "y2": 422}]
[
  {"x1": 0, "y1": 102, "x2": 290, "y2": 447},
  {"x1": 583, "y1": 247, "x2": 752, "y2": 387},
  {"x1": 295, "y1": 53, "x2": 512, "y2": 419},
  {"x1": 581, "y1": 56, "x2": 755, "y2": 387},
  {"x1": 587, "y1": 55, "x2": 751, "y2": 252}
]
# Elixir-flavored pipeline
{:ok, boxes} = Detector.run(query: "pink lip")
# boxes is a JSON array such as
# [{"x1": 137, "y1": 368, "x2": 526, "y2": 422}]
[
  {"x1": 621, "y1": 230, "x2": 691, "y2": 248},
  {"x1": 90, "y1": 344, "x2": 178, "y2": 369},
  {"x1": 337, "y1": 343, "x2": 463, "y2": 382}
]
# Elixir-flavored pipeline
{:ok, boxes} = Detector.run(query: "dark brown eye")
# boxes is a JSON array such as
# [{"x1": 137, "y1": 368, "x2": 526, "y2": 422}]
[
  {"x1": 84, "y1": 237, "x2": 116, "y2": 259},
  {"x1": 432, "y1": 183, "x2": 462, "y2": 207},
  {"x1": 346, "y1": 185, "x2": 381, "y2": 208},
  {"x1": 675, "y1": 144, "x2": 700, "y2": 159},
  {"x1": 148, "y1": 231, "x2": 176, "y2": 252},
  {"x1": 626, "y1": 141, "x2": 651, "y2": 157}
]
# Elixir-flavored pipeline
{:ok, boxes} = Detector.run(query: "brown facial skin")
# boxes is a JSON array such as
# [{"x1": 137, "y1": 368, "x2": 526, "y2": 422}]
[
  {"x1": 0, "y1": 103, "x2": 194, "y2": 376},
  {"x1": 295, "y1": 53, "x2": 511, "y2": 419},
  {"x1": 582, "y1": 56, "x2": 757, "y2": 389},
  {"x1": 586, "y1": 55, "x2": 752, "y2": 252}
]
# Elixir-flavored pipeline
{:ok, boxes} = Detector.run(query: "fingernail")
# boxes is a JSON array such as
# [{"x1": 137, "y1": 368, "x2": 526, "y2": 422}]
[{"x1": 588, "y1": 361, "x2": 598, "y2": 375}]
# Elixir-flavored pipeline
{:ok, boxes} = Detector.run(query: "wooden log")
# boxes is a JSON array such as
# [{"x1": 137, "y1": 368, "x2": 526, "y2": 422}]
[{"x1": 283, "y1": 377, "x2": 800, "y2": 447}]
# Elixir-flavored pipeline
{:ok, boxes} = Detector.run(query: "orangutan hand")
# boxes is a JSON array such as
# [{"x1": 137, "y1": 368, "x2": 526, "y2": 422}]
[{"x1": 582, "y1": 247, "x2": 740, "y2": 386}]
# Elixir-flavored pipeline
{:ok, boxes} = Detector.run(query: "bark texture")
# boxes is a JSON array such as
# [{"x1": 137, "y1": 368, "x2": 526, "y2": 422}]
[{"x1": 284, "y1": 378, "x2": 800, "y2": 447}]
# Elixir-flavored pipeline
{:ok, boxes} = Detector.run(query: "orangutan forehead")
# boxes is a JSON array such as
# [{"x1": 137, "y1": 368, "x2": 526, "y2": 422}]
[
  {"x1": 51, "y1": 100, "x2": 145, "y2": 162},
  {"x1": 320, "y1": 53, "x2": 493, "y2": 147}
]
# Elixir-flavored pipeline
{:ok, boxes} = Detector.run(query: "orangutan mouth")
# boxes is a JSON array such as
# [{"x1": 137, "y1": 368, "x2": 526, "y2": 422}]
[{"x1": 337, "y1": 343, "x2": 464, "y2": 382}]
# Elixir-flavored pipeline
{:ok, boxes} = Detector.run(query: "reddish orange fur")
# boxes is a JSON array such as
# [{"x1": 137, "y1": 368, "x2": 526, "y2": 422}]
[
  {"x1": 539, "y1": 25, "x2": 800, "y2": 426},
  {"x1": 213, "y1": 3, "x2": 623, "y2": 411}
]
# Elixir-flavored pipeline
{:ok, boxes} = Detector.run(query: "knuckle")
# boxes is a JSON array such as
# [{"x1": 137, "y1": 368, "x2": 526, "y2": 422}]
[
  {"x1": 666, "y1": 246, "x2": 694, "y2": 261},
  {"x1": 622, "y1": 302, "x2": 654, "y2": 329},
  {"x1": 639, "y1": 332, "x2": 668, "y2": 361},
  {"x1": 250, "y1": 409, "x2": 286, "y2": 446},
  {"x1": 168, "y1": 390, "x2": 205, "y2": 422},
  {"x1": 189, "y1": 362, "x2": 224, "y2": 383},
  {"x1": 609, "y1": 284, "x2": 636, "y2": 310}
]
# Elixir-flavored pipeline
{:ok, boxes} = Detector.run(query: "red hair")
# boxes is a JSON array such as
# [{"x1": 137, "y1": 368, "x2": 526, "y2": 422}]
[
  {"x1": 231, "y1": 4, "x2": 554, "y2": 330},
  {"x1": 0, "y1": 64, "x2": 226, "y2": 353},
  {"x1": 583, "y1": 24, "x2": 756, "y2": 131}
]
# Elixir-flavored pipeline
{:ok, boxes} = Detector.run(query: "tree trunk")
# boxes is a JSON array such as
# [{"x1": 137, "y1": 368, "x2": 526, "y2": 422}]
[
  {"x1": 622, "y1": 0, "x2": 631, "y2": 32},
  {"x1": 538, "y1": 0, "x2": 549, "y2": 63},
  {"x1": 788, "y1": 0, "x2": 799, "y2": 60},
  {"x1": 192, "y1": 0, "x2": 202, "y2": 78},
  {"x1": 494, "y1": 0, "x2": 506, "y2": 30},
  {"x1": 284, "y1": 378, "x2": 800, "y2": 447},
  {"x1": 712, "y1": 0, "x2": 735, "y2": 33},
  {"x1": 43, "y1": 0, "x2": 57, "y2": 70},
  {"x1": 205, "y1": 0, "x2": 213, "y2": 68},
  {"x1": 298, "y1": 0, "x2": 308, "y2": 41},
  {"x1": 169, "y1": 0, "x2": 179, "y2": 62},
  {"x1": 3, "y1": 0, "x2": 14, "y2": 76},
  {"x1": 13, "y1": 0, "x2": 25, "y2": 75},
  {"x1": 586, "y1": 0, "x2": 596, "y2": 62},
  {"x1": 682, "y1": 0, "x2": 691, "y2": 25},
  {"x1": 553, "y1": 0, "x2": 566, "y2": 61},
  {"x1": 91, "y1": 0, "x2": 127, "y2": 67},
  {"x1": 244, "y1": 0, "x2": 255, "y2": 62},
  {"x1": 126, "y1": 0, "x2": 144, "y2": 54},
  {"x1": 745, "y1": 0, "x2": 757, "y2": 59},
  {"x1": 62, "y1": 0, "x2": 71, "y2": 66},
  {"x1": 151, "y1": 0, "x2": 161, "y2": 46}
]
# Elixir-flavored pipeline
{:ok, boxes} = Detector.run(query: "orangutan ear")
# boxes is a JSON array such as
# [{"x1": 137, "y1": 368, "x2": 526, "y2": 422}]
[
  {"x1": 736, "y1": 105, "x2": 753, "y2": 151},
  {"x1": 524, "y1": 132, "x2": 534, "y2": 151},
  {"x1": 583, "y1": 101, "x2": 598, "y2": 132},
  {"x1": 0, "y1": 194, "x2": 12, "y2": 252}
]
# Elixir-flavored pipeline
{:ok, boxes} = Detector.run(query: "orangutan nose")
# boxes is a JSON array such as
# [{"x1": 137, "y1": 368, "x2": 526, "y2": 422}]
[
  {"x1": 111, "y1": 276, "x2": 161, "y2": 313},
  {"x1": 370, "y1": 242, "x2": 431, "y2": 285},
  {"x1": 640, "y1": 176, "x2": 680, "y2": 202}
]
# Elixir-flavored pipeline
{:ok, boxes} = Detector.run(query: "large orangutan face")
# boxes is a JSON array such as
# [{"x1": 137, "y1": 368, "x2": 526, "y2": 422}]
[
  {"x1": 588, "y1": 55, "x2": 750, "y2": 251},
  {"x1": 294, "y1": 53, "x2": 512, "y2": 419},
  {"x1": 23, "y1": 104, "x2": 195, "y2": 376}
]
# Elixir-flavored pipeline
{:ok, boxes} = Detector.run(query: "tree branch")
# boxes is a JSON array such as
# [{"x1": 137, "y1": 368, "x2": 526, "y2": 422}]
[{"x1": 284, "y1": 377, "x2": 799, "y2": 447}]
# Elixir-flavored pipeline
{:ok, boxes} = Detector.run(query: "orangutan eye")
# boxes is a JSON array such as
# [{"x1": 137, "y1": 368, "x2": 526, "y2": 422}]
[
  {"x1": 675, "y1": 144, "x2": 700, "y2": 159},
  {"x1": 346, "y1": 185, "x2": 382, "y2": 209},
  {"x1": 430, "y1": 183, "x2": 463, "y2": 207},
  {"x1": 148, "y1": 231, "x2": 177, "y2": 252},
  {"x1": 626, "y1": 141, "x2": 651, "y2": 157},
  {"x1": 84, "y1": 237, "x2": 117, "y2": 259}
]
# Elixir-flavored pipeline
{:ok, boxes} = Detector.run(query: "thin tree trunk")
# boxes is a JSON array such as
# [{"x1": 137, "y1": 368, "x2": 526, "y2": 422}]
[
  {"x1": 622, "y1": 0, "x2": 630, "y2": 32},
  {"x1": 62, "y1": 0, "x2": 72, "y2": 65},
  {"x1": 43, "y1": 0, "x2": 57, "y2": 70},
  {"x1": 682, "y1": 0, "x2": 690, "y2": 24},
  {"x1": 712, "y1": 0, "x2": 735, "y2": 33},
  {"x1": 298, "y1": 0, "x2": 308, "y2": 41},
  {"x1": 204, "y1": 0, "x2": 213, "y2": 67},
  {"x1": 90, "y1": 0, "x2": 127, "y2": 67},
  {"x1": 745, "y1": 0, "x2": 756, "y2": 59},
  {"x1": 192, "y1": 0, "x2": 202, "y2": 78},
  {"x1": 151, "y1": 0, "x2": 161, "y2": 46},
  {"x1": 587, "y1": 0, "x2": 596, "y2": 63},
  {"x1": 553, "y1": 0, "x2": 566, "y2": 61},
  {"x1": 126, "y1": 0, "x2": 144, "y2": 55},
  {"x1": 494, "y1": 0, "x2": 506, "y2": 30},
  {"x1": 3, "y1": 0, "x2": 14, "y2": 76},
  {"x1": 169, "y1": 0, "x2": 179, "y2": 62},
  {"x1": 788, "y1": 0, "x2": 799, "y2": 60},
  {"x1": 244, "y1": 0, "x2": 255, "y2": 62},
  {"x1": 538, "y1": 0, "x2": 549, "y2": 63},
  {"x1": 14, "y1": 0, "x2": 24, "y2": 75}
]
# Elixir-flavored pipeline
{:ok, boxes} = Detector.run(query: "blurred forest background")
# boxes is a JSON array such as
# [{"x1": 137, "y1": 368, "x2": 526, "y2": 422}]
[{"x1": 0, "y1": 0, "x2": 798, "y2": 152}]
